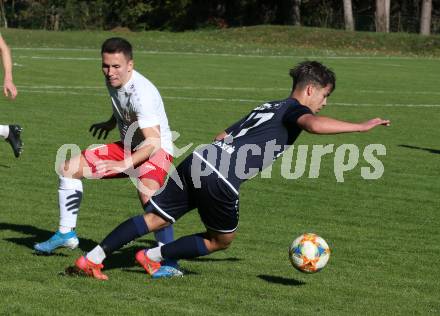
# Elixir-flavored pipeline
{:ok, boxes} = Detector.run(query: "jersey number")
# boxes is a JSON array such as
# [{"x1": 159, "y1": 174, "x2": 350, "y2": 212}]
[{"x1": 233, "y1": 112, "x2": 274, "y2": 138}]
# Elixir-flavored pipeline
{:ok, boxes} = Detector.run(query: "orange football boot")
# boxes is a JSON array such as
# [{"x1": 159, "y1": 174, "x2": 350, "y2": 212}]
[{"x1": 75, "y1": 256, "x2": 108, "y2": 280}]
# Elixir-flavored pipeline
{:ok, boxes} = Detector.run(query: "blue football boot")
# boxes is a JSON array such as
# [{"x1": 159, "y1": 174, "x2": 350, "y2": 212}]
[
  {"x1": 34, "y1": 231, "x2": 79, "y2": 254},
  {"x1": 136, "y1": 249, "x2": 183, "y2": 279},
  {"x1": 152, "y1": 259, "x2": 183, "y2": 279},
  {"x1": 152, "y1": 265, "x2": 184, "y2": 279}
]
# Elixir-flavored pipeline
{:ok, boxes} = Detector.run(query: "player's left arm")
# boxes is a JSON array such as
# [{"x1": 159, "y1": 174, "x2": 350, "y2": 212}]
[
  {"x1": 297, "y1": 114, "x2": 390, "y2": 134},
  {"x1": 94, "y1": 126, "x2": 160, "y2": 176},
  {"x1": 129, "y1": 125, "x2": 161, "y2": 167}
]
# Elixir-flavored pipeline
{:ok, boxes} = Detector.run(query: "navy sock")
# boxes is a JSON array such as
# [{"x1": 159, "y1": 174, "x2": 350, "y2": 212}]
[
  {"x1": 161, "y1": 233, "x2": 209, "y2": 260},
  {"x1": 154, "y1": 226, "x2": 178, "y2": 267},
  {"x1": 154, "y1": 226, "x2": 174, "y2": 244},
  {"x1": 100, "y1": 215, "x2": 149, "y2": 256}
]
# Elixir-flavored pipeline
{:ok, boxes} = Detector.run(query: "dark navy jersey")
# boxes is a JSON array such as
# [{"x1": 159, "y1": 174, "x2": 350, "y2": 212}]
[{"x1": 193, "y1": 98, "x2": 313, "y2": 191}]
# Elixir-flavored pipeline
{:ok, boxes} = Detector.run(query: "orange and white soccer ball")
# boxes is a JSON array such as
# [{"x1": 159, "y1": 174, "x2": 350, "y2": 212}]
[{"x1": 289, "y1": 233, "x2": 331, "y2": 273}]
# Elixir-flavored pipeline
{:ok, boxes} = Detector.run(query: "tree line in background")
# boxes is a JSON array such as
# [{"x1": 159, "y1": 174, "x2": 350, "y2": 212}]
[{"x1": 0, "y1": 0, "x2": 437, "y2": 35}]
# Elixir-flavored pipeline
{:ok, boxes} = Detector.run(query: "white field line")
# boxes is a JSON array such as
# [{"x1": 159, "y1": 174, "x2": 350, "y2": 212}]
[
  {"x1": 166, "y1": 97, "x2": 440, "y2": 107},
  {"x1": 17, "y1": 88, "x2": 440, "y2": 107},
  {"x1": 331, "y1": 102, "x2": 440, "y2": 108},
  {"x1": 25, "y1": 56, "x2": 100, "y2": 61},
  {"x1": 16, "y1": 84, "x2": 287, "y2": 92},
  {"x1": 12, "y1": 47, "x2": 440, "y2": 60},
  {"x1": 21, "y1": 55, "x2": 404, "y2": 68},
  {"x1": 14, "y1": 47, "x2": 98, "y2": 52},
  {"x1": 18, "y1": 89, "x2": 106, "y2": 96},
  {"x1": 16, "y1": 84, "x2": 440, "y2": 95},
  {"x1": 357, "y1": 89, "x2": 440, "y2": 96}
]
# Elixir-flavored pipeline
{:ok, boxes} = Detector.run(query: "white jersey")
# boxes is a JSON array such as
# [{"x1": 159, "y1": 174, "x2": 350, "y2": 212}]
[{"x1": 107, "y1": 70, "x2": 173, "y2": 155}]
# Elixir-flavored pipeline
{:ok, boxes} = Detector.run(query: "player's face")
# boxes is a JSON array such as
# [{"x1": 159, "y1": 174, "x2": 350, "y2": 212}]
[
  {"x1": 102, "y1": 52, "x2": 133, "y2": 88},
  {"x1": 308, "y1": 84, "x2": 333, "y2": 113}
]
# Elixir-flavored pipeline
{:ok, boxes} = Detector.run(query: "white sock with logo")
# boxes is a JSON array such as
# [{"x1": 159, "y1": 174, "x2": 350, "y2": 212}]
[
  {"x1": 58, "y1": 176, "x2": 83, "y2": 232},
  {"x1": 146, "y1": 246, "x2": 163, "y2": 262},
  {"x1": 0, "y1": 125, "x2": 9, "y2": 138},
  {"x1": 86, "y1": 245, "x2": 106, "y2": 264}
]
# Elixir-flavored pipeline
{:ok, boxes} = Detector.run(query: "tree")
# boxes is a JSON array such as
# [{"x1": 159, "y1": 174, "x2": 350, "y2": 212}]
[
  {"x1": 343, "y1": 0, "x2": 354, "y2": 31},
  {"x1": 0, "y1": 0, "x2": 7, "y2": 28},
  {"x1": 420, "y1": 0, "x2": 432, "y2": 35},
  {"x1": 49, "y1": 4, "x2": 60, "y2": 31},
  {"x1": 375, "y1": 0, "x2": 390, "y2": 32},
  {"x1": 293, "y1": 0, "x2": 301, "y2": 26}
]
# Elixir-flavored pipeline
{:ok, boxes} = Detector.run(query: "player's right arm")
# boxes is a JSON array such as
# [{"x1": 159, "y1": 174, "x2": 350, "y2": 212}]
[
  {"x1": 297, "y1": 114, "x2": 390, "y2": 134},
  {"x1": 214, "y1": 114, "x2": 251, "y2": 141},
  {"x1": 214, "y1": 131, "x2": 228, "y2": 141},
  {"x1": 89, "y1": 114, "x2": 117, "y2": 139}
]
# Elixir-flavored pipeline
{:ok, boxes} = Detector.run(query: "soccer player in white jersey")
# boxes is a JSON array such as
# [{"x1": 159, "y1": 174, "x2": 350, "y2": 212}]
[
  {"x1": 35, "y1": 37, "x2": 182, "y2": 278},
  {"x1": 0, "y1": 34, "x2": 22, "y2": 158}
]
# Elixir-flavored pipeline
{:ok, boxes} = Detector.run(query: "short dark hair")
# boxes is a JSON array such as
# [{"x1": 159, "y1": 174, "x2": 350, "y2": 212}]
[
  {"x1": 101, "y1": 37, "x2": 133, "y2": 60},
  {"x1": 289, "y1": 61, "x2": 336, "y2": 93}
]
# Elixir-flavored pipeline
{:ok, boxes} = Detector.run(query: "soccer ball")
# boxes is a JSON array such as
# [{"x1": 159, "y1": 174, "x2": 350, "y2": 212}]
[{"x1": 288, "y1": 233, "x2": 330, "y2": 273}]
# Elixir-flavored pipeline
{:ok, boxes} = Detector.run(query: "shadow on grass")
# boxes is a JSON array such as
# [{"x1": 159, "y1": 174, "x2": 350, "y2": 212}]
[
  {"x1": 1, "y1": 222, "x2": 198, "y2": 275},
  {"x1": 102, "y1": 242, "x2": 155, "y2": 271},
  {"x1": 258, "y1": 274, "x2": 305, "y2": 286},
  {"x1": 187, "y1": 257, "x2": 241, "y2": 262},
  {"x1": 0, "y1": 164, "x2": 11, "y2": 168},
  {"x1": 105, "y1": 241, "x2": 198, "y2": 275},
  {"x1": 399, "y1": 144, "x2": 440, "y2": 155},
  {"x1": 0, "y1": 222, "x2": 98, "y2": 254},
  {"x1": 122, "y1": 266, "x2": 199, "y2": 276}
]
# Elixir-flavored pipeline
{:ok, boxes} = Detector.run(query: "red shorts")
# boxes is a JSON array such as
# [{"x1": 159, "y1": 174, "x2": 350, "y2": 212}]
[{"x1": 82, "y1": 142, "x2": 173, "y2": 186}]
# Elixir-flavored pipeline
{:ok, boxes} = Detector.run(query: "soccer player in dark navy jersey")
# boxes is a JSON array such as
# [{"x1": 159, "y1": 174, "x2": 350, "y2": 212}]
[
  {"x1": 195, "y1": 97, "x2": 315, "y2": 192},
  {"x1": 73, "y1": 60, "x2": 390, "y2": 280}
]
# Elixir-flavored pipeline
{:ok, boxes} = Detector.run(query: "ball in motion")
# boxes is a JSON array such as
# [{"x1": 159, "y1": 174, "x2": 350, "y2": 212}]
[{"x1": 289, "y1": 233, "x2": 330, "y2": 273}]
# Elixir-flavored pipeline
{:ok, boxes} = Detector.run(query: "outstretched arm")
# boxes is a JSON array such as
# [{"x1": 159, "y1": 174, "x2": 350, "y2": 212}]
[
  {"x1": 89, "y1": 115, "x2": 117, "y2": 139},
  {"x1": 0, "y1": 35, "x2": 17, "y2": 99},
  {"x1": 297, "y1": 114, "x2": 390, "y2": 134}
]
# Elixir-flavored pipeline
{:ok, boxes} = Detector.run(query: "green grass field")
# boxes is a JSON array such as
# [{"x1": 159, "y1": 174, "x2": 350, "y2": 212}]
[{"x1": 0, "y1": 27, "x2": 439, "y2": 315}]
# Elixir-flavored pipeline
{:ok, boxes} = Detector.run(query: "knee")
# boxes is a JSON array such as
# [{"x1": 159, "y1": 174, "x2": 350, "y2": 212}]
[
  {"x1": 211, "y1": 235, "x2": 234, "y2": 251},
  {"x1": 144, "y1": 213, "x2": 168, "y2": 231},
  {"x1": 216, "y1": 240, "x2": 232, "y2": 251}
]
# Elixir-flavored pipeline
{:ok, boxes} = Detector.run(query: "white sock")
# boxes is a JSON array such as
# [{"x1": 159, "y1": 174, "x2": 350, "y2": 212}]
[
  {"x1": 59, "y1": 226, "x2": 73, "y2": 234},
  {"x1": 147, "y1": 246, "x2": 163, "y2": 262},
  {"x1": 86, "y1": 245, "x2": 106, "y2": 264},
  {"x1": 58, "y1": 176, "x2": 83, "y2": 231},
  {"x1": 0, "y1": 125, "x2": 9, "y2": 138}
]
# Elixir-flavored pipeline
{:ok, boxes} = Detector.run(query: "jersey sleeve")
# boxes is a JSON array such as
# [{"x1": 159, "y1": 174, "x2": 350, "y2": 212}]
[
  {"x1": 282, "y1": 105, "x2": 313, "y2": 129},
  {"x1": 135, "y1": 89, "x2": 162, "y2": 129}
]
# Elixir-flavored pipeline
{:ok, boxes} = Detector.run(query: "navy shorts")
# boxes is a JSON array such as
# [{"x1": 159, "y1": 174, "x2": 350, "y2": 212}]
[{"x1": 144, "y1": 153, "x2": 240, "y2": 233}]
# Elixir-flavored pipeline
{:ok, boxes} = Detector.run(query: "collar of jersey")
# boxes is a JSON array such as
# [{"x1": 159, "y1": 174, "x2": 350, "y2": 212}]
[{"x1": 116, "y1": 70, "x2": 136, "y2": 94}]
